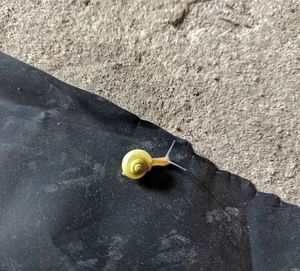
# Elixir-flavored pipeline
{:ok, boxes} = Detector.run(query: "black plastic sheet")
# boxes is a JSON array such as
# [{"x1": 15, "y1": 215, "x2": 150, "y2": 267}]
[{"x1": 0, "y1": 53, "x2": 299, "y2": 271}]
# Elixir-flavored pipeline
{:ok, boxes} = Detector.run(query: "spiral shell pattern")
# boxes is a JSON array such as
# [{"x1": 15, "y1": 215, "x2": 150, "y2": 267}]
[{"x1": 121, "y1": 149, "x2": 152, "y2": 180}]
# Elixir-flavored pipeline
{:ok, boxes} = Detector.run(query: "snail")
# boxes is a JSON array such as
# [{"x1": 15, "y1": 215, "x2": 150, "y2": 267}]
[{"x1": 121, "y1": 140, "x2": 186, "y2": 180}]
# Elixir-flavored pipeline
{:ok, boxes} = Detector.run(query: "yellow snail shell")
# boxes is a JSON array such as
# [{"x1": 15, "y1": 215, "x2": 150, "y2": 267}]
[
  {"x1": 121, "y1": 149, "x2": 153, "y2": 180},
  {"x1": 121, "y1": 141, "x2": 186, "y2": 180}
]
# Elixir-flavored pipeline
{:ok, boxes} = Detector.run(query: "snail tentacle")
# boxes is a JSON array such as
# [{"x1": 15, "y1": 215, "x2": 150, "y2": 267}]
[
  {"x1": 168, "y1": 160, "x2": 187, "y2": 171},
  {"x1": 164, "y1": 140, "x2": 186, "y2": 171}
]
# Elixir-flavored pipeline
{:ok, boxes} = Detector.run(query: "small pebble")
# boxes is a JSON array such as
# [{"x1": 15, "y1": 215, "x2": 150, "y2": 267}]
[{"x1": 175, "y1": 125, "x2": 182, "y2": 132}]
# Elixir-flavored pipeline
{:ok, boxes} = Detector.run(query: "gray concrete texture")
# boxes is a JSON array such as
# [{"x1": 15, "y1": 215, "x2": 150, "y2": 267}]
[{"x1": 1, "y1": 0, "x2": 299, "y2": 204}]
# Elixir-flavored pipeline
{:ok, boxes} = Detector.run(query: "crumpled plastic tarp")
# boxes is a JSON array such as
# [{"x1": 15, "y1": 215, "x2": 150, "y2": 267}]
[{"x1": 0, "y1": 53, "x2": 299, "y2": 271}]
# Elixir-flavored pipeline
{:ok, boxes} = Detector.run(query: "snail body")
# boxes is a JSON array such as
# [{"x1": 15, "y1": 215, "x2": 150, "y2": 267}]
[{"x1": 121, "y1": 141, "x2": 186, "y2": 180}]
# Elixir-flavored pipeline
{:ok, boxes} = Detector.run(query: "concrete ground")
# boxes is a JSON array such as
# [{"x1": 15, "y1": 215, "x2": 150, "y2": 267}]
[{"x1": 1, "y1": 0, "x2": 299, "y2": 205}]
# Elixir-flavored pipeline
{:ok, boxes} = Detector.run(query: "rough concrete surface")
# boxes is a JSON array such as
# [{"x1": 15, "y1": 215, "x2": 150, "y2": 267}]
[{"x1": 0, "y1": 0, "x2": 299, "y2": 204}]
